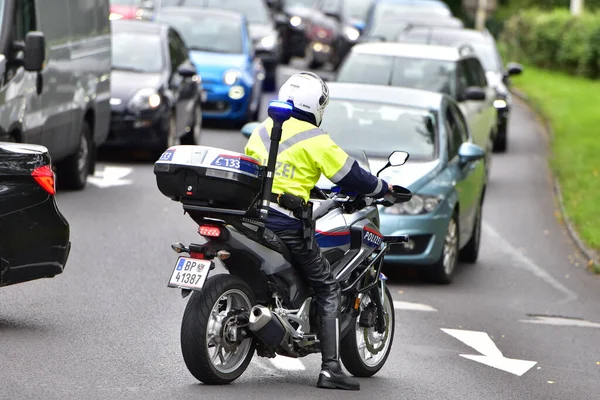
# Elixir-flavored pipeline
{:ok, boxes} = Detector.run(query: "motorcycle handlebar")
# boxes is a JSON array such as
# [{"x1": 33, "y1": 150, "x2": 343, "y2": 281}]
[{"x1": 375, "y1": 185, "x2": 413, "y2": 206}]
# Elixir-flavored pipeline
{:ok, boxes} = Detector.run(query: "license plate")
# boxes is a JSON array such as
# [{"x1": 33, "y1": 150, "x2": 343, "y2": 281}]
[{"x1": 168, "y1": 257, "x2": 212, "y2": 291}]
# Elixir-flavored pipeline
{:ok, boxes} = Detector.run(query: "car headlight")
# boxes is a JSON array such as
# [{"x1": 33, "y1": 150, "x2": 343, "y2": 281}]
[
  {"x1": 382, "y1": 194, "x2": 442, "y2": 215},
  {"x1": 343, "y1": 26, "x2": 360, "y2": 41},
  {"x1": 493, "y1": 99, "x2": 507, "y2": 109},
  {"x1": 260, "y1": 35, "x2": 277, "y2": 49},
  {"x1": 109, "y1": 12, "x2": 123, "y2": 20},
  {"x1": 290, "y1": 16, "x2": 302, "y2": 27},
  {"x1": 127, "y1": 88, "x2": 161, "y2": 111},
  {"x1": 223, "y1": 69, "x2": 241, "y2": 85}
]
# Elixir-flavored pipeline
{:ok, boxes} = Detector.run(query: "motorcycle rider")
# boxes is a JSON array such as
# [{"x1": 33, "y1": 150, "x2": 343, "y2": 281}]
[{"x1": 244, "y1": 71, "x2": 392, "y2": 391}]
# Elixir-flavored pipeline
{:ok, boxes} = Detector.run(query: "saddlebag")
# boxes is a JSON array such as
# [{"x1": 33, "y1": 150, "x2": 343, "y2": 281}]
[{"x1": 153, "y1": 145, "x2": 264, "y2": 215}]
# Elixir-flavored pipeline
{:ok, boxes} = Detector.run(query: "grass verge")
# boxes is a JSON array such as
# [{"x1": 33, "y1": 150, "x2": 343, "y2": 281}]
[{"x1": 511, "y1": 66, "x2": 600, "y2": 270}]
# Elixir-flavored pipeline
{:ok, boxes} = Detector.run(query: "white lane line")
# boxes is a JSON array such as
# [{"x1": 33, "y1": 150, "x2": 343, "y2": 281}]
[
  {"x1": 520, "y1": 316, "x2": 600, "y2": 328},
  {"x1": 482, "y1": 222, "x2": 578, "y2": 303},
  {"x1": 393, "y1": 301, "x2": 438, "y2": 312},
  {"x1": 269, "y1": 354, "x2": 306, "y2": 371},
  {"x1": 441, "y1": 328, "x2": 538, "y2": 377},
  {"x1": 88, "y1": 165, "x2": 134, "y2": 188}
]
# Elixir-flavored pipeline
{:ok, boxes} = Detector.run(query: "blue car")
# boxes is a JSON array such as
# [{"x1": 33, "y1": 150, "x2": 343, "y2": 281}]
[
  {"x1": 318, "y1": 83, "x2": 487, "y2": 284},
  {"x1": 154, "y1": 7, "x2": 265, "y2": 124}
]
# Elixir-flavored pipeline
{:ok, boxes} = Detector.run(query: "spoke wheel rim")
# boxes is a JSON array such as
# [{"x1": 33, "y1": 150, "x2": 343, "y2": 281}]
[
  {"x1": 443, "y1": 218, "x2": 458, "y2": 276},
  {"x1": 355, "y1": 292, "x2": 392, "y2": 367},
  {"x1": 205, "y1": 289, "x2": 253, "y2": 374}
]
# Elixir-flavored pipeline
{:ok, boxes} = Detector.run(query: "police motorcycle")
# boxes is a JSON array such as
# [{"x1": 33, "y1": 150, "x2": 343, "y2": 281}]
[{"x1": 153, "y1": 100, "x2": 412, "y2": 385}]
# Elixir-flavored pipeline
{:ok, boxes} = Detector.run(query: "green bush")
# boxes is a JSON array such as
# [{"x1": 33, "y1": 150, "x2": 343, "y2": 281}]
[{"x1": 501, "y1": 9, "x2": 600, "y2": 79}]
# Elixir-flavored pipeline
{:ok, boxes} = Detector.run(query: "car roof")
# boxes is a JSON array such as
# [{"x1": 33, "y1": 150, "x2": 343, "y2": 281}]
[
  {"x1": 156, "y1": 6, "x2": 244, "y2": 21},
  {"x1": 375, "y1": 0, "x2": 449, "y2": 8},
  {"x1": 405, "y1": 26, "x2": 492, "y2": 42},
  {"x1": 111, "y1": 19, "x2": 167, "y2": 35},
  {"x1": 327, "y1": 82, "x2": 445, "y2": 111},
  {"x1": 350, "y1": 42, "x2": 462, "y2": 61}
]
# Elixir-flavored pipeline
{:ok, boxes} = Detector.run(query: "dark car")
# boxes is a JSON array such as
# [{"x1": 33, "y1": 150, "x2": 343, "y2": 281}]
[
  {"x1": 267, "y1": 0, "x2": 318, "y2": 64},
  {"x1": 306, "y1": 0, "x2": 375, "y2": 69},
  {"x1": 159, "y1": 0, "x2": 281, "y2": 91},
  {"x1": 396, "y1": 27, "x2": 524, "y2": 152},
  {"x1": 106, "y1": 20, "x2": 202, "y2": 152},
  {"x1": 0, "y1": 142, "x2": 70, "y2": 288}
]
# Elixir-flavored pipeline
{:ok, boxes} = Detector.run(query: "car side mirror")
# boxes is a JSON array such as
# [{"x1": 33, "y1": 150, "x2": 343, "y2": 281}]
[
  {"x1": 177, "y1": 63, "x2": 197, "y2": 78},
  {"x1": 463, "y1": 86, "x2": 486, "y2": 101},
  {"x1": 241, "y1": 122, "x2": 260, "y2": 138},
  {"x1": 458, "y1": 142, "x2": 485, "y2": 165},
  {"x1": 22, "y1": 31, "x2": 45, "y2": 72},
  {"x1": 506, "y1": 62, "x2": 523, "y2": 77},
  {"x1": 376, "y1": 150, "x2": 409, "y2": 176}
]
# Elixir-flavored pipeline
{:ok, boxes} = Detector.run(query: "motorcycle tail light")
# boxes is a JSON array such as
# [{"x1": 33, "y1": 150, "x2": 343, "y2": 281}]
[
  {"x1": 198, "y1": 225, "x2": 222, "y2": 238},
  {"x1": 31, "y1": 165, "x2": 56, "y2": 195}
]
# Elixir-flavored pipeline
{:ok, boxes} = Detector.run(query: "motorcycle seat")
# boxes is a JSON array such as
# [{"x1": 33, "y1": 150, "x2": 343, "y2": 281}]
[{"x1": 261, "y1": 227, "x2": 294, "y2": 264}]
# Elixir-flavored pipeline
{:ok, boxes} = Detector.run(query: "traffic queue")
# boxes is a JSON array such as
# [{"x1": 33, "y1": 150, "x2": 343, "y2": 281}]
[{"x1": 1, "y1": 0, "x2": 524, "y2": 290}]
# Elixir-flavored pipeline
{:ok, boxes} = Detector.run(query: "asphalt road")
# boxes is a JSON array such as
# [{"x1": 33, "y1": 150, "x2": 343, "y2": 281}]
[{"x1": 1, "y1": 61, "x2": 599, "y2": 400}]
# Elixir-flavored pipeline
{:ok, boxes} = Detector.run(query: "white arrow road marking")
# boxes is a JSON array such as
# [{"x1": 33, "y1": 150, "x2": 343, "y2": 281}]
[
  {"x1": 268, "y1": 355, "x2": 305, "y2": 371},
  {"x1": 521, "y1": 316, "x2": 600, "y2": 328},
  {"x1": 88, "y1": 166, "x2": 134, "y2": 188},
  {"x1": 441, "y1": 328, "x2": 538, "y2": 377},
  {"x1": 393, "y1": 301, "x2": 437, "y2": 312}
]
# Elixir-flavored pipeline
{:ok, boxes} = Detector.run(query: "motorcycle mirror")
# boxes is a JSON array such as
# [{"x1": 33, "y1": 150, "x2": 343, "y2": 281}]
[
  {"x1": 376, "y1": 150, "x2": 410, "y2": 176},
  {"x1": 388, "y1": 151, "x2": 409, "y2": 166}
]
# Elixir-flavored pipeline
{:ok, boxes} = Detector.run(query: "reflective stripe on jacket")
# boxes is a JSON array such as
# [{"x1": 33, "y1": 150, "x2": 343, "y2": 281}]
[{"x1": 244, "y1": 117, "x2": 389, "y2": 207}]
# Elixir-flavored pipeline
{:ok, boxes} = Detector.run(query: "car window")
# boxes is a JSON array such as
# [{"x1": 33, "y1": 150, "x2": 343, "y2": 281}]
[
  {"x1": 112, "y1": 32, "x2": 165, "y2": 73},
  {"x1": 449, "y1": 102, "x2": 469, "y2": 143},
  {"x1": 456, "y1": 59, "x2": 478, "y2": 95},
  {"x1": 445, "y1": 106, "x2": 464, "y2": 160},
  {"x1": 155, "y1": 12, "x2": 243, "y2": 54},
  {"x1": 467, "y1": 57, "x2": 488, "y2": 87},
  {"x1": 344, "y1": 0, "x2": 372, "y2": 20},
  {"x1": 336, "y1": 53, "x2": 455, "y2": 96},
  {"x1": 6, "y1": 0, "x2": 36, "y2": 81},
  {"x1": 203, "y1": 0, "x2": 270, "y2": 24},
  {"x1": 320, "y1": 99, "x2": 438, "y2": 161},
  {"x1": 170, "y1": 30, "x2": 189, "y2": 69}
]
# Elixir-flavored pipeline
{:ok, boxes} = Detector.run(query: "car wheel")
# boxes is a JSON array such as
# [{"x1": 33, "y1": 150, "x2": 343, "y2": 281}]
[
  {"x1": 423, "y1": 212, "x2": 459, "y2": 284},
  {"x1": 459, "y1": 200, "x2": 482, "y2": 263},
  {"x1": 56, "y1": 120, "x2": 92, "y2": 190},
  {"x1": 493, "y1": 124, "x2": 507, "y2": 152},
  {"x1": 181, "y1": 103, "x2": 202, "y2": 145}
]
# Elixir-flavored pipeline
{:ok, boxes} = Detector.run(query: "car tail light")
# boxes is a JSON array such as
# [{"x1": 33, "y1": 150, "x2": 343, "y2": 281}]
[
  {"x1": 31, "y1": 165, "x2": 56, "y2": 195},
  {"x1": 198, "y1": 225, "x2": 222, "y2": 238}
]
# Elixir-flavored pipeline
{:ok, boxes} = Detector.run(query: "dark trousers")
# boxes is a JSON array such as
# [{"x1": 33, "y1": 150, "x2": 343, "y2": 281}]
[{"x1": 273, "y1": 228, "x2": 341, "y2": 318}]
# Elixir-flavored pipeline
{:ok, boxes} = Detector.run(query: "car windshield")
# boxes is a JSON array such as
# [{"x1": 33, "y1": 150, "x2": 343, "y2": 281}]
[
  {"x1": 111, "y1": 32, "x2": 164, "y2": 73},
  {"x1": 336, "y1": 54, "x2": 455, "y2": 96},
  {"x1": 203, "y1": 0, "x2": 270, "y2": 24},
  {"x1": 465, "y1": 42, "x2": 501, "y2": 72},
  {"x1": 154, "y1": 12, "x2": 243, "y2": 53},
  {"x1": 373, "y1": 3, "x2": 451, "y2": 22},
  {"x1": 285, "y1": 0, "x2": 314, "y2": 7},
  {"x1": 321, "y1": 100, "x2": 437, "y2": 160},
  {"x1": 344, "y1": 0, "x2": 372, "y2": 20}
]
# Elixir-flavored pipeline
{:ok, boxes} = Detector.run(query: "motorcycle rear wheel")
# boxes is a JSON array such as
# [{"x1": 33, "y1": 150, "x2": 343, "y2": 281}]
[
  {"x1": 340, "y1": 285, "x2": 395, "y2": 377},
  {"x1": 180, "y1": 274, "x2": 256, "y2": 385}
]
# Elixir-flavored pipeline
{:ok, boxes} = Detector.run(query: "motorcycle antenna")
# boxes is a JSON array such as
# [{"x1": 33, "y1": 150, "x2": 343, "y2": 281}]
[{"x1": 258, "y1": 100, "x2": 293, "y2": 221}]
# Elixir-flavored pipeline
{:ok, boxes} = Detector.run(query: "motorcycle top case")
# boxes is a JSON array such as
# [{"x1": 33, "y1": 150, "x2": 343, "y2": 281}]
[{"x1": 154, "y1": 145, "x2": 264, "y2": 211}]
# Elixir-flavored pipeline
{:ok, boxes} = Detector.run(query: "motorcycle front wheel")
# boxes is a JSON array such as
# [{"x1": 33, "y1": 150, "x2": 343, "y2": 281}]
[
  {"x1": 180, "y1": 274, "x2": 256, "y2": 385},
  {"x1": 340, "y1": 285, "x2": 395, "y2": 377}
]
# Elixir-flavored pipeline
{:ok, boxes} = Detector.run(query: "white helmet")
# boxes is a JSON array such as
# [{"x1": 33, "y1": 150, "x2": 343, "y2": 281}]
[{"x1": 278, "y1": 71, "x2": 330, "y2": 126}]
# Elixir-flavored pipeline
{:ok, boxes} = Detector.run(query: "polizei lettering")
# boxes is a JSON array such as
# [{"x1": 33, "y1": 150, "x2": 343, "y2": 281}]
[
  {"x1": 363, "y1": 230, "x2": 382, "y2": 247},
  {"x1": 261, "y1": 159, "x2": 296, "y2": 179}
]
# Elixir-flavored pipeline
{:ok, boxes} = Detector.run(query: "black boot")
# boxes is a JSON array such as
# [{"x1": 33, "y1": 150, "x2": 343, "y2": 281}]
[{"x1": 317, "y1": 317, "x2": 360, "y2": 390}]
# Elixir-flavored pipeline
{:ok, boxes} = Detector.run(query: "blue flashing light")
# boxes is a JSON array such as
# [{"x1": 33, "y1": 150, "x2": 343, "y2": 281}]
[{"x1": 268, "y1": 100, "x2": 293, "y2": 123}]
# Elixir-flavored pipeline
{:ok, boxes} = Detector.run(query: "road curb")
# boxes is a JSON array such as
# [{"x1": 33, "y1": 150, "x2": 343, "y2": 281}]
[{"x1": 511, "y1": 88, "x2": 600, "y2": 272}]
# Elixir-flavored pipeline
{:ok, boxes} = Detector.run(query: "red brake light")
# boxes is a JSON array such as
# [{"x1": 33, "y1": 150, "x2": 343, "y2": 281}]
[
  {"x1": 31, "y1": 165, "x2": 56, "y2": 195},
  {"x1": 198, "y1": 225, "x2": 222, "y2": 238}
]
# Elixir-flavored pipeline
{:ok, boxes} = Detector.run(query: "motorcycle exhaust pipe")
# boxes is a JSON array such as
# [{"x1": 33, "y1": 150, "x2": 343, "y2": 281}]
[{"x1": 248, "y1": 305, "x2": 288, "y2": 349}]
